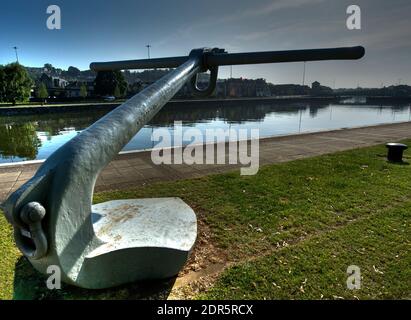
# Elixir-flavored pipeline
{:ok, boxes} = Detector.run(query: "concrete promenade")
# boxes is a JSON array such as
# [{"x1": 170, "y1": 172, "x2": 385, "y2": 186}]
[{"x1": 1, "y1": 121, "x2": 410, "y2": 203}]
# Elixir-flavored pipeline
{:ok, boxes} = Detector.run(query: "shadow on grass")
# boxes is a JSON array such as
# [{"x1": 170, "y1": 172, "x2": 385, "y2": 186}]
[
  {"x1": 13, "y1": 257, "x2": 177, "y2": 300},
  {"x1": 376, "y1": 154, "x2": 410, "y2": 165},
  {"x1": 387, "y1": 160, "x2": 410, "y2": 165}
]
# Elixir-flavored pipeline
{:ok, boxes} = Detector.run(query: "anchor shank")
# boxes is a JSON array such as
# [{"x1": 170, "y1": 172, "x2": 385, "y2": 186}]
[
  {"x1": 3, "y1": 56, "x2": 202, "y2": 286},
  {"x1": 90, "y1": 56, "x2": 188, "y2": 72},
  {"x1": 64, "y1": 57, "x2": 201, "y2": 172}
]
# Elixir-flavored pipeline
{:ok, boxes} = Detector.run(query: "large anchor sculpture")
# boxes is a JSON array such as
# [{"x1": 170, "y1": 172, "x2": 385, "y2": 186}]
[{"x1": 2, "y1": 46, "x2": 364, "y2": 289}]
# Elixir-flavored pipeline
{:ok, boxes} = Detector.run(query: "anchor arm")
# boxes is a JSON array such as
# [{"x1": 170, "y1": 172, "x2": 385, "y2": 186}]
[
  {"x1": 90, "y1": 46, "x2": 365, "y2": 71},
  {"x1": 91, "y1": 46, "x2": 364, "y2": 97}
]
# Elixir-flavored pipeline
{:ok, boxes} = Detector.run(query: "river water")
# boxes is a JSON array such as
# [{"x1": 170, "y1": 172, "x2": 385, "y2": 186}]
[{"x1": 0, "y1": 100, "x2": 410, "y2": 164}]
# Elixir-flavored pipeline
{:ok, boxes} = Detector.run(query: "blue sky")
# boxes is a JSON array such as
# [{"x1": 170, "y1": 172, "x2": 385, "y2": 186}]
[{"x1": 1, "y1": 0, "x2": 410, "y2": 87}]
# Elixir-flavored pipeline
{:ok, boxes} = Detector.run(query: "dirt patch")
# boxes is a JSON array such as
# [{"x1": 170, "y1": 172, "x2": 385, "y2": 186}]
[
  {"x1": 178, "y1": 208, "x2": 227, "y2": 277},
  {"x1": 160, "y1": 205, "x2": 231, "y2": 299}
]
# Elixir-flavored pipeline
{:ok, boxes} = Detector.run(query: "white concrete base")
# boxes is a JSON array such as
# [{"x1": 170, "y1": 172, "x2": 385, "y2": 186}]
[
  {"x1": 73, "y1": 198, "x2": 197, "y2": 288},
  {"x1": 89, "y1": 198, "x2": 197, "y2": 257}
]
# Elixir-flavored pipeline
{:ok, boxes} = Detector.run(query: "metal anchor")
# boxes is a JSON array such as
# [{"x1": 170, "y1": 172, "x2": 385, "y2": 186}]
[{"x1": 2, "y1": 46, "x2": 364, "y2": 289}]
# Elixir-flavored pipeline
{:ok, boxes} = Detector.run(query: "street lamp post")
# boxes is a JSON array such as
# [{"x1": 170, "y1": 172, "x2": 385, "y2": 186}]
[
  {"x1": 13, "y1": 46, "x2": 19, "y2": 63},
  {"x1": 146, "y1": 45, "x2": 152, "y2": 83},
  {"x1": 302, "y1": 61, "x2": 306, "y2": 86}
]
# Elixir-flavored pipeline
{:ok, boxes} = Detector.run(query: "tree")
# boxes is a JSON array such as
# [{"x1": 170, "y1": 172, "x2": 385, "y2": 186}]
[
  {"x1": 0, "y1": 122, "x2": 41, "y2": 159},
  {"x1": 0, "y1": 63, "x2": 33, "y2": 105},
  {"x1": 37, "y1": 83, "x2": 48, "y2": 105},
  {"x1": 80, "y1": 84, "x2": 88, "y2": 99},
  {"x1": 113, "y1": 85, "x2": 121, "y2": 98},
  {"x1": 128, "y1": 80, "x2": 143, "y2": 95},
  {"x1": 44, "y1": 63, "x2": 54, "y2": 72},
  {"x1": 67, "y1": 66, "x2": 81, "y2": 77},
  {"x1": 94, "y1": 70, "x2": 127, "y2": 97},
  {"x1": 0, "y1": 66, "x2": 5, "y2": 102}
]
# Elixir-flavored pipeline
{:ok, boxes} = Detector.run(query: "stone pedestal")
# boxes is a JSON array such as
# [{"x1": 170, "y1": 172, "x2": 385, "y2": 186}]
[{"x1": 75, "y1": 198, "x2": 197, "y2": 289}]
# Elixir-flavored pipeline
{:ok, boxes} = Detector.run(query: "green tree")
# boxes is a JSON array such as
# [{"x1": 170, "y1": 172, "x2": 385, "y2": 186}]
[
  {"x1": 0, "y1": 63, "x2": 33, "y2": 105},
  {"x1": 80, "y1": 84, "x2": 88, "y2": 99},
  {"x1": 113, "y1": 85, "x2": 121, "y2": 98},
  {"x1": 128, "y1": 80, "x2": 142, "y2": 95},
  {"x1": 94, "y1": 70, "x2": 127, "y2": 97},
  {"x1": 67, "y1": 66, "x2": 81, "y2": 77},
  {"x1": 0, "y1": 122, "x2": 41, "y2": 159},
  {"x1": 44, "y1": 63, "x2": 54, "y2": 72},
  {"x1": 0, "y1": 66, "x2": 6, "y2": 102},
  {"x1": 37, "y1": 83, "x2": 48, "y2": 105}
]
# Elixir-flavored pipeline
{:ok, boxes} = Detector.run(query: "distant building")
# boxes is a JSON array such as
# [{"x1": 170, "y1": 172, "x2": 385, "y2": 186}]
[
  {"x1": 36, "y1": 74, "x2": 94, "y2": 98},
  {"x1": 255, "y1": 79, "x2": 271, "y2": 97},
  {"x1": 40, "y1": 73, "x2": 68, "y2": 89},
  {"x1": 311, "y1": 81, "x2": 333, "y2": 96},
  {"x1": 311, "y1": 81, "x2": 320, "y2": 89},
  {"x1": 65, "y1": 81, "x2": 94, "y2": 98},
  {"x1": 268, "y1": 84, "x2": 310, "y2": 96},
  {"x1": 218, "y1": 78, "x2": 271, "y2": 98},
  {"x1": 227, "y1": 78, "x2": 243, "y2": 97},
  {"x1": 215, "y1": 79, "x2": 227, "y2": 97}
]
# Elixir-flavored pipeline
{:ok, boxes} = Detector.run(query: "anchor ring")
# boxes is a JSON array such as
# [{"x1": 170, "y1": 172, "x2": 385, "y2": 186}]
[{"x1": 14, "y1": 202, "x2": 48, "y2": 260}]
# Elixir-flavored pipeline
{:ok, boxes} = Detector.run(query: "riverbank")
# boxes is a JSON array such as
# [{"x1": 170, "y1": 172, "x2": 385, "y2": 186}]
[
  {"x1": 1, "y1": 121, "x2": 410, "y2": 202},
  {"x1": 1, "y1": 95, "x2": 410, "y2": 117},
  {"x1": 1, "y1": 131, "x2": 409, "y2": 299},
  {"x1": 0, "y1": 96, "x2": 340, "y2": 116}
]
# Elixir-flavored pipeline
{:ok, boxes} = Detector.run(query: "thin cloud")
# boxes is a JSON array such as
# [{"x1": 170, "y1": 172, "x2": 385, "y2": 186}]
[
  {"x1": 153, "y1": 0, "x2": 326, "y2": 49},
  {"x1": 221, "y1": 0, "x2": 325, "y2": 23}
]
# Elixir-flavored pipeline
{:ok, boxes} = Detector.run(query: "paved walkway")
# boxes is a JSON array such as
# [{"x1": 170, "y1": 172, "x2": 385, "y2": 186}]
[{"x1": 1, "y1": 122, "x2": 410, "y2": 203}]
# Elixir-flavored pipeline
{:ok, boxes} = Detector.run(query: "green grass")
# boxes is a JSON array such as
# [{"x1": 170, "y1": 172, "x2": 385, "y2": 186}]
[
  {"x1": 0, "y1": 213, "x2": 21, "y2": 300},
  {"x1": 0, "y1": 100, "x2": 125, "y2": 108},
  {"x1": 0, "y1": 140, "x2": 410, "y2": 299},
  {"x1": 200, "y1": 202, "x2": 411, "y2": 299}
]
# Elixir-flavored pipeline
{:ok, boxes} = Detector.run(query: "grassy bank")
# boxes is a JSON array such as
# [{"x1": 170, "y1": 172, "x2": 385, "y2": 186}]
[
  {"x1": 201, "y1": 202, "x2": 410, "y2": 299},
  {"x1": 0, "y1": 140, "x2": 410, "y2": 299},
  {"x1": 0, "y1": 100, "x2": 126, "y2": 108}
]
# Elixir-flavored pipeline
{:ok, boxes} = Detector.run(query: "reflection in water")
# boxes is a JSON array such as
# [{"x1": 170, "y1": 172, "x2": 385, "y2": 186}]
[
  {"x1": 0, "y1": 101, "x2": 410, "y2": 163},
  {"x1": 0, "y1": 123, "x2": 41, "y2": 160},
  {"x1": 150, "y1": 102, "x2": 312, "y2": 125}
]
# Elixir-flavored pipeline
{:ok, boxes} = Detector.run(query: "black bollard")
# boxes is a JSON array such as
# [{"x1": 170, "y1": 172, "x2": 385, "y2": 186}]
[{"x1": 386, "y1": 143, "x2": 408, "y2": 163}]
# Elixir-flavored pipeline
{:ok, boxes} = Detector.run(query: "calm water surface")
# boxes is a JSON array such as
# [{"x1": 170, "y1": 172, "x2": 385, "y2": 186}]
[{"x1": 0, "y1": 101, "x2": 410, "y2": 163}]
